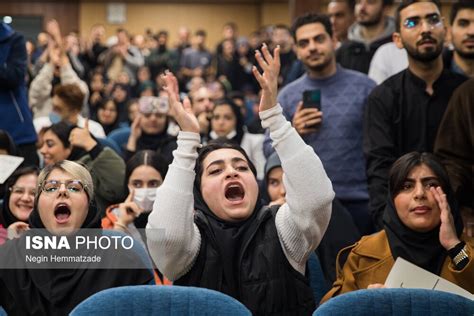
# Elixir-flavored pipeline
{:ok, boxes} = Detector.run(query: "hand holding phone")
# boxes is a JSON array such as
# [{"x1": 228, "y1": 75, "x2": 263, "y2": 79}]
[{"x1": 302, "y1": 89, "x2": 321, "y2": 110}]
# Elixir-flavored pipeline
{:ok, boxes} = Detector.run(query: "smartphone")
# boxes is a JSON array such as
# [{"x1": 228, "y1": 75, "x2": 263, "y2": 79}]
[{"x1": 303, "y1": 89, "x2": 321, "y2": 110}]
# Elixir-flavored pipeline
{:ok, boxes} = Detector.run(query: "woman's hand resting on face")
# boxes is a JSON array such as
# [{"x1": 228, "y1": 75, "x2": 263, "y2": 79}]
[{"x1": 431, "y1": 186, "x2": 461, "y2": 251}]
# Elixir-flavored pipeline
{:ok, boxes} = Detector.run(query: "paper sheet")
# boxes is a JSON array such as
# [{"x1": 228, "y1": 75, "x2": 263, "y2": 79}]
[
  {"x1": 0, "y1": 155, "x2": 24, "y2": 184},
  {"x1": 385, "y1": 257, "x2": 473, "y2": 300}
]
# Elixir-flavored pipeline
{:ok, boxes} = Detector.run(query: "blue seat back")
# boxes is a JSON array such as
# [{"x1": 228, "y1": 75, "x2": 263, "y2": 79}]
[
  {"x1": 70, "y1": 285, "x2": 252, "y2": 316},
  {"x1": 97, "y1": 138, "x2": 122, "y2": 157},
  {"x1": 314, "y1": 288, "x2": 474, "y2": 316},
  {"x1": 307, "y1": 252, "x2": 329, "y2": 307},
  {"x1": 107, "y1": 127, "x2": 131, "y2": 156}
]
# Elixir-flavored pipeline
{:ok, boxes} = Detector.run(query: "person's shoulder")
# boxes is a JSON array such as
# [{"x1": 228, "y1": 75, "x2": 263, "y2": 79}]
[
  {"x1": 340, "y1": 68, "x2": 376, "y2": 86},
  {"x1": 280, "y1": 74, "x2": 307, "y2": 93},
  {"x1": 370, "y1": 70, "x2": 405, "y2": 95},
  {"x1": 442, "y1": 69, "x2": 469, "y2": 85},
  {"x1": 351, "y1": 230, "x2": 390, "y2": 256}
]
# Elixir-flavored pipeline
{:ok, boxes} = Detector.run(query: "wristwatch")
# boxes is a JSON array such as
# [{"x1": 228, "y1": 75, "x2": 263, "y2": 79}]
[{"x1": 453, "y1": 245, "x2": 469, "y2": 266}]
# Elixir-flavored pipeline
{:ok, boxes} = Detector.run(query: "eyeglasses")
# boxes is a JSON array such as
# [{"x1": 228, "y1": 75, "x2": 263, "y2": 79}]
[
  {"x1": 403, "y1": 14, "x2": 443, "y2": 30},
  {"x1": 10, "y1": 186, "x2": 36, "y2": 197},
  {"x1": 40, "y1": 180, "x2": 86, "y2": 194},
  {"x1": 143, "y1": 112, "x2": 165, "y2": 119}
]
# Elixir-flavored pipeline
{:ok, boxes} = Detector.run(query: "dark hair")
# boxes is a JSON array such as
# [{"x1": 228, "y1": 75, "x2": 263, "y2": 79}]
[
  {"x1": 194, "y1": 142, "x2": 257, "y2": 191},
  {"x1": 329, "y1": 0, "x2": 356, "y2": 12},
  {"x1": 0, "y1": 130, "x2": 17, "y2": 155},
  {"x1": 125, "y1": 150, "x2": 168, "y2": 194},
  {"x1": 1, "y1": 166, "x2": 40, "y2": 226},
  {"x1": 195, "y1": 29, "x2": 207, "y2": 37},
  {"x1": 395, "y1": 0, "x2": 442, "y2": 32},
  {"x1": 156, "y1": 30, "x2": 169, "y2": 38},
  {"x1": 450, "y1": 0, "x2": 474, "y2": 25},
  {"x1": 389, "y1": 152, "x2": 451, "y2": 198},
  {"x1": 116, "y1": 28, "x2": 129, "y2": 36},
  {"x1": 44, "y1": 121, "x2": 75, "y2": 149},
  {"x1": 274, "y1": 24, "x2": 291, "y2": 32},
  {"x1": 53, "y1": 84, "x2": 85, "y2": 112},
  {"x1": 211, "y1": 98, "x2": 245, "y2": 144},
  {"x1": 97, "y1": 98, "x2": 117, "y2": 111},
  {"x1": 291, "y1": 13, "x2": 333, "y2": 41},
  {"x1": 223, "y1": 22, "x2": 238, "y2": 30},
  {"x1": 43, "y1": 122, "x2": 88, "y2": 161}
]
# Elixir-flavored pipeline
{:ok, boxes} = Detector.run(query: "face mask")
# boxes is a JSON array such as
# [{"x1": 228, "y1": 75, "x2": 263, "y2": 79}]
[
  {"x1": 49, "y1": 112, "x2": 62, "y2": 124},
  {"x1": 133, "y1": 188, "x2": 157, "y2": 212}
]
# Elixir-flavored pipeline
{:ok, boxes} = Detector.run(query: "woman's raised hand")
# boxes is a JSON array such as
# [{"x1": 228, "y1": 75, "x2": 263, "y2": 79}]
[
  {"x1": 252, "y1": 44, "x2": 280, "y2": 113},
  {"x1": 431, "y1": 186, "x2": 460, "y2": 250},
  {"x1": 162, "y1": 71, "x2": 200, "y2": 134},
  {"x1": 116, "y1": 189, "x2": 143, "y2": 227}
]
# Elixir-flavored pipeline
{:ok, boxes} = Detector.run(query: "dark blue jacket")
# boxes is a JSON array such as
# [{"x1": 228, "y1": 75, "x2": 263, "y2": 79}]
[{"x1": 0, "y1": 22, "x2": 37, "y2": 145}]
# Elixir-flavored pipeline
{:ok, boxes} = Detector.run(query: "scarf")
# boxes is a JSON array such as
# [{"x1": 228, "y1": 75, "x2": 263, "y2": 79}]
[
  {"x1": 193, "y1": 182, "x2": 263, "y2": 299},
  {"x1": 383, "y1": 186, "x2": 463, "y2": 274}
]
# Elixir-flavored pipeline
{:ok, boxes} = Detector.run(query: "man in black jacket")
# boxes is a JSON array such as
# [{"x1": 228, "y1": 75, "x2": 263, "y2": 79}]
[
  {"x1": 336, "y1": 0, "x2": 395, "y2": 74},
  {"x1": 363, "y1": 0, "x2": 467, "y2": 230}
]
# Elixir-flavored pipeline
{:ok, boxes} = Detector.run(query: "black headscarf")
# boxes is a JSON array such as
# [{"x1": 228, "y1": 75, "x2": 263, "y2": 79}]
[
  {"x1": 383, "y1": 156, "x2": 464, "y2": 275},
  {"x1": 193, "y1": 142, "x2": 263, "y2": 298},
  {"x1": 0, "y1": 166, "x2": 39, "y2": 227},
  {"x1": 209, "y1": 99, "x2": 245, "y2": 145}
]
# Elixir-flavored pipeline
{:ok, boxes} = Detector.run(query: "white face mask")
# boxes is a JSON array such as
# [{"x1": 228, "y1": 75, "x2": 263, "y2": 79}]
[{"x1": 133, "y1": 188, "x2": 157, "y2": 212}]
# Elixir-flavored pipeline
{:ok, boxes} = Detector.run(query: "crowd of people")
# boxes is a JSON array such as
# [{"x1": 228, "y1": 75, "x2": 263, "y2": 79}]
[{"x1": 0, "y1": 0, "x2": 473, "y2": 314}]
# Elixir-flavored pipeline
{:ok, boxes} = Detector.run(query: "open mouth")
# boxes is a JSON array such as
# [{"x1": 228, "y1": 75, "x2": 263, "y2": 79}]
[
  {"x1": 54, "y1": 203, "x2": 71, "y2": 224},
  {"x1": 225, "y1": 183, "x2": 245, "y2": 202}
]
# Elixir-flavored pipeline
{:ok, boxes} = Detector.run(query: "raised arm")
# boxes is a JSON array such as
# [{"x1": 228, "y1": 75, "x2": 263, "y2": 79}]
[
  {"x1": 146, "y1": 72, "x2": 202, "y2": 280},
  {"x1": 253, "y1": 45, "x2": 334, "y2": 275}
]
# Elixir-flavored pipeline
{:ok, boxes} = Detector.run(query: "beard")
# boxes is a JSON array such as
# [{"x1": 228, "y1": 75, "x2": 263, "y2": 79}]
[
  {"x1": 358, "y1": 10, "x2": 384, "y2": 27},
  {"x1": 454, "y1": 41, "x2": 474, "y2": 60},
  {"x1": 303, "y1": 54, "x2": 334, "y2": 73},
  {"x1": 403, "y1": 35, "x2": 444, "y2": 62}
]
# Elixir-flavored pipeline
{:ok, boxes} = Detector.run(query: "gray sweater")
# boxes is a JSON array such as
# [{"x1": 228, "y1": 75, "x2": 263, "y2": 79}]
[{"x1": 146, "y1": 104, "x2": 334, "y2": 280}]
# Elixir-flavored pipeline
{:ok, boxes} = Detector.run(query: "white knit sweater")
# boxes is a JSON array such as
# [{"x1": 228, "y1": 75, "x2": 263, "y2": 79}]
[{"x1": 146, "y1": 104, "x2": 334, "y2": 280}]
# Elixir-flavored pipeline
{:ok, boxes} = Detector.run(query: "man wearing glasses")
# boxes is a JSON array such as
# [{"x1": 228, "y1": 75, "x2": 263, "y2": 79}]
[{"x1": 363, "y1": 0, "x2": 467, "y2": 230}]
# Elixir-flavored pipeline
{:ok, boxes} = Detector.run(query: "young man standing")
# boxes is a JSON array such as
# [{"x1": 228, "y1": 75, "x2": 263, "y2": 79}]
[
  {"x1": 444, "y1": 1, "x2": 474, "y2": 77},
  {"x1": 263, "y1": 13, "x2": 376, "y2": 235},
  {"x1": 364, "y1": 0, "x2": 467, "y2": 230},
  {"x1": 337, "y1": 0, "x2": 395, "y2": 74}
]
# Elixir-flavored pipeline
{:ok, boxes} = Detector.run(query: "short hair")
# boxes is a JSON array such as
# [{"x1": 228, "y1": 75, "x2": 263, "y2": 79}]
[
  {"x1": 36, "y1": 160, "x2": 94, "y2": 203},
  {"x1": 450, "y1": 0, "x2": 474, "y2": 25},
  {"x1": 274, "y1": 24, "x2": 291, "y2": 32},
  {"x1": 291, "y1": 13, "x2": 333, "y2": 41},
  {"x1": 223, "y1": 22, "x2": 238, "y2": 30},
  {"x1": 53, "y1": 84, "x2": 85, "y2": 113},
  {"x1": 156, "y1": 30, "x2": 168, "y2": 38},
  {"x1": 395, "y1": 0, "x2": 442, "y2": 32},
  {"x1": 383, "y1": 0, "x2": 394, "y2": 6},
  {"x1": 195, "y1": 29, "x2": 207, "y2": 37},
  {"x1": 329, "y1": 0, "x2": 356, "y2": 12},
  {"x1": 389, "y1": 152, "x2": 451, "y2": 199}
]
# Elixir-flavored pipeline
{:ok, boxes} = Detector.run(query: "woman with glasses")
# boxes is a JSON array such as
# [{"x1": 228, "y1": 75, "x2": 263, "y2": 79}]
[
  {"x1": 40, "y1": 121, "x2": 125, "y2": 214},
  {"x1": 125, "y1": 96, "x2": 178, "y2": 165},
  {"x1": 0, "y1": 166, "x2": 39, "y2": 244},
  {"x1": 321, "y1": 152, "x2": 473, "y2": 303},
  {"x1": 0, "y1": 160, "x2": 153, "y2": 315}
]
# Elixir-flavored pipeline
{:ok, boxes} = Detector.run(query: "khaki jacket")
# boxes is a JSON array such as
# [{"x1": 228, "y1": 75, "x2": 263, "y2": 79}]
[{"x1": 321, "y1": 230, "x2": 474, "y2": 303}]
